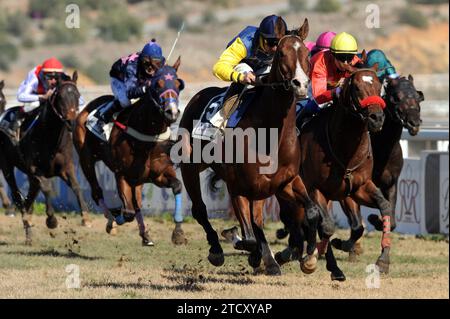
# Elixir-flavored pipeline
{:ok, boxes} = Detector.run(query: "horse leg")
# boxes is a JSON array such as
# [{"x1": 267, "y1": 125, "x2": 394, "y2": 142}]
[
  {"x1": 279, "y1": 175, "x2": 321, "y2": 274},
  {"x1": 181, "y1": 163, "x2": 223, "y2": 267},
  {"x1": 274, "y1": 195, "x2": 297, "y2": 266},
  {"x1": 153, "y1": 168, "x2": 187, "y2": 245},
  {"x1": 251, "y1": 199, "x2": 281, "y2": 276},
  {"x1": 0, "y1": 181, "x2": 15, "y2": 216},
  {"x1": 37, "y1": 177, "x2": 59, "y2": 230},
  {"x1": 79, "y1": 154, "x2": 116, "y2": 235},
  {"x1": 275, "y1": 198, "x2": 292, "y2": 240},
  {"x1": 353, "y1": 181, "x2": 393, "y2": 274},
  {"x1": 130, "y1": 184, "x2": 154, "y2": 246},
  {"x1": 331, "y1": 198, "x2": 364, "y2": 262},
  {"x1": 229, "y1": 195, "x2": 257, "y2": 252},
  {"x1": 60, "y1": 163, "x2": 92, "y2": 227}
]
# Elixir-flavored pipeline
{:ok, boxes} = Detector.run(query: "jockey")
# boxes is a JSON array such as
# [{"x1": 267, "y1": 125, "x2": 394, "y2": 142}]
[
  {"x1": 12, "y1": 57, "x2": 83, "y2": 134},
  {"x1": 310, "y1": 31, "x2": 336, "y2": 57},
  {"x1": 297, "y1": 32, "x2": 364, "y2": 119},
  {"x1": 88, "y1": 39, "x2": 165, "y2": 139},
  {"x1": 210, "y1": 15, "x2": 288, "y2": 128}
]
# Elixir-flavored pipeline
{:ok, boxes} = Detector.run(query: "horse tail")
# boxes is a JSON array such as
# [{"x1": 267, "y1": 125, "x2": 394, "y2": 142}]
[{"x1": 207, "y1": 169, "x2": 222, "y2": 194}]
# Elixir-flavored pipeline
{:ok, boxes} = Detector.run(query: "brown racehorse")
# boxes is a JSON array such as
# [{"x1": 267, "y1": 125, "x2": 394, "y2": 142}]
[
  {"x1": 74, "y1": 61, "x2": 186, "y2": 246},
  {"x1": 275, "y1": 63, "x2": 392, "y2": 280},
  {"x1": 178, "y1": 18, "x2": 324, "y2": 276},
  {"x1": 0, "y1": 73, "x2": 91, "y2": 244},
  {"x1": 332, "y1": 75, "x2": 423, "y2": 260}
]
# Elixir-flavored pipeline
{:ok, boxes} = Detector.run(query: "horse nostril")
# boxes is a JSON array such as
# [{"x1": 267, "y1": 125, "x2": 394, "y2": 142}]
[{"x1": 292, "y1": 79, "x2": 301, "y2": 87}]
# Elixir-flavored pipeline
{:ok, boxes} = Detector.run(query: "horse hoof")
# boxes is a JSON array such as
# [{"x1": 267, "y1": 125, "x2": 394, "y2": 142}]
[
  {"x1": 141, "y1": 232, "x2": 154, "y2": 246},
  {"x1": 208, "y1": 252, "x2": 224, "y2": 267},
  {"x1": 331, "y1": 270, "x2": 346, "y2": 281},
  {"x1": 368, "y1": 214, "x2": 383, "y2": 231},
  {"x1": 123, "y1": 212, "x2": 135, "y2": 223},
  {"x1": 106, "y1": 222, "x2": 118, "y2": 236},
  {"x1": 46, "y1": 216, "x2": 58, "y2": 229},
  {"x1": 171, "y1": 226, "x2": 187, "y2": 245},
  {"x1": 376, "y1": 258, "x2": 390, "y2": 274},
  {"x1": 276, "y1": 228, "x2": 289, "y2": 240},
  {"x1": 81, "y1": 219, "x2": 92, "y2": 228},
  {"x1": 274, "y1": 251, "x2": 289, "y2": 266},
  {"x1": 235, "y1": 239, "x2": 257, "y2": 252},
  {"x1": 265, "y1": 264, "x2": 282, "y2": 276},
  {"x1": 248, "y1": 253, "x2": 262, "y2": 269},
  {"x1": 300, "y1": 250, "x2": 318, "y2": 275}
]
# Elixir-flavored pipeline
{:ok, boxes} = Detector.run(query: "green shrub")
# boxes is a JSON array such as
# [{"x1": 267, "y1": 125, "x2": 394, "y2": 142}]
[
  {"x1": 0, "y1": 36, "x2": 18, "y2": 71},
  {"x1": 167, "y1": 13, "x2": 184, "y2": 31},
  {"x1": 314, "y1": 0, "x2": 341, "y2": 13},
  {"x1": 408, "y1": 0, "x2": 448, "y2": 4},
  {"x1": 202, "y1": 10, "x2": 217, "y2": 24},
  {"x1": 45, "y1": 21, "x2": 87, "y2": 44},
  {"x1": 6, "y1": 11, "x2": 31, "y2": 38},
  {"x1": 83, "y1": 59, "x2": 110, "y2": 84},
  {"x1": 97, "y1": 8, "x2": 142, "y2": 42},
  {"x1": 61, "y1": 54, "x2": 82, "y2": 69},
  {"x1": 289, "y1": 0, "x2": 307, "y2": 12},
  {"x1": 398, "y1": 6, "x2": 429, "y2": 28}
]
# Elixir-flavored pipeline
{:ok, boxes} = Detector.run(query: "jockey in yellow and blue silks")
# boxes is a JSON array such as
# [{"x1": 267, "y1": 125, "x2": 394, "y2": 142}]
[{"x1": 213, "y1": 15, "x2": 288, "y2": 86}]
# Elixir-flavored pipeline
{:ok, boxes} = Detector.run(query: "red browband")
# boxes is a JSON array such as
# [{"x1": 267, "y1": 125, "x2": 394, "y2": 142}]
[{"x1": 359, "y1": 95, "x2": 386, "y2": 109}]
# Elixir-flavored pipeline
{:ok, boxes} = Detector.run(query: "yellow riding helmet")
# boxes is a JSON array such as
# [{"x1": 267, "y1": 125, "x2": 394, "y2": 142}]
[{"x1": 330, "y1": 32, "x2": 358, "y2": 54}]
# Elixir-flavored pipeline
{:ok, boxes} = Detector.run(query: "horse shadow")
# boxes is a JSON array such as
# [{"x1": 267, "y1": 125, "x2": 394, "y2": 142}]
[{"x1": 6, "y1": 248, "x2": 102, "y2": 260}]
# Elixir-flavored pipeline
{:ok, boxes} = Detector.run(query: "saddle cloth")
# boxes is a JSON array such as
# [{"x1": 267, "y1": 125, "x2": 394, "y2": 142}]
[{"x1": 192, "y1": 88, "x2": 257, "y2": 141}]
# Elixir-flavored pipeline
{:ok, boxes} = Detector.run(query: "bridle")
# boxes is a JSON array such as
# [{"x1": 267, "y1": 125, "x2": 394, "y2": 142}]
[
  {"x1": 254, "y1": 35, "x2": 310, "y2": 91},
  {"x1": 341, "y1": 68, "x2": 386, "y2": 121},
  {"x1": 384, "y1": 78, "x2": 422, "y2": 127},
  {"x1": 47, "y1": 81, "x2": 78, "y2": 131}
]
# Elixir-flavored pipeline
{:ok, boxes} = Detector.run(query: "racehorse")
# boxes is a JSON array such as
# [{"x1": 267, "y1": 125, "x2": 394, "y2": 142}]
[
  {"x1": 0, "y1": 72, "x2": 92, "y2": 245},
  {"x1": 331, "y1": 75, "x2": 423, "y2": 260},
  {"x1": 275, "y1": 62, "x2": 392, "y2": 280},
  {"x1": 179, "y1": 18, "x2": 324, "y2": 276},
  {"x1": 0, "y1": 79, "x2": 15, "y2": 216},
  {"x1": 73, "y1": 60, "x2": 186, "y2": 246}
]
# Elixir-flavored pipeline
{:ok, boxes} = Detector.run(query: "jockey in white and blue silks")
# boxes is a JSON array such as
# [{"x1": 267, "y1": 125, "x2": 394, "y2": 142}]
[{"x1": 89, "y1": 39, "x2": 167, "y2": 139}]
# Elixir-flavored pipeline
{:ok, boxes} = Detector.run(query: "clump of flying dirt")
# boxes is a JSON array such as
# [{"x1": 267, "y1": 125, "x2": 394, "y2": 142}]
[{"x1": 61, "y1": 214, "x2": 82, "y2": 256}]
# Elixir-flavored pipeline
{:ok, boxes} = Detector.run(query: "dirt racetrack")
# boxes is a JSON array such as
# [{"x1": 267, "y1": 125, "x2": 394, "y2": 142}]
[{"x1": 0, "y1": 213, "x2": 448, "y2": 299}]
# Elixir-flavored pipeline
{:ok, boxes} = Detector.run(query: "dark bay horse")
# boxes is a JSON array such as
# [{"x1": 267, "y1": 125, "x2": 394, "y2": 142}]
[
  {"x1": 275, "y1": 63, "x2": 392, "y2": 280},
  {"x1": 74, "y1": 61, "x2": 186, "y2": 246},
  {"x1": 0, "y1": 72, "x2": 92, "y2": 244},
  {"x1": 0, "y1": 79, "x2": 15, "y2": 216},
  {"x1": 179, "y1": 18, "x2": 324, "y2": 275},
  {"x1": 332, "y1": 75, "x2": 423, "y2": 260}
]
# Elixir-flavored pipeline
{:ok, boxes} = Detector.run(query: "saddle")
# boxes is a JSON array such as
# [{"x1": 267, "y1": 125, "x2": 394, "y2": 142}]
[{"x1": 0, "y1": 106, "x2": 41, "y2": 143}]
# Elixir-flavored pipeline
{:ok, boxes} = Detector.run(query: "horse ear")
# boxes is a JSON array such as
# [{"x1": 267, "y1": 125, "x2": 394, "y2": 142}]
[
  {"x1": 408, "y1": 74, "x2": 414, "y2": 84},
  {"x1": 0, "y1": 80, "x2": 4, "y2": 90},
  {"x1": 274, "y1": 16, "x2": 287, "y2": 38},
  {"x1": 173, "y1": 56, "x2": 181, "y2": 71},
  {"x1": 296, "y1": 18, "x2": 309, "y2": 41},
  {"x1": 360, "y1": 49, "x2": 367, "y2": 64},
  {"x1": 417, "y1": 90, "x2": 424, "y2": 102},
  {"x1": 371, "y1": 62, "x2": 379, "y2": 72},
  {"x1": 72, "y1": 70, "x2": 78, "y2": 84}
]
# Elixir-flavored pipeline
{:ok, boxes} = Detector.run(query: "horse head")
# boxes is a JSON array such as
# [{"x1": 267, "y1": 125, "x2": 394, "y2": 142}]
[
  {"x1": 385, "y1": 74, "x2": 423, "y2": 136},
  {"x1": 271, "y1": 18, "x2": 310, "y2": 99},
  {"x1": 0, "y1": 80, "x2": 5, "y2": 113},
  {"x1": 146, "y1": 58, "x2": 184, "y2": 124},
  {"x1": 338, "y1": 60, "x2": 386, "y2": 132},
  {"x1": 50, "y1": 71, "x2": 80, "y2": 127}
]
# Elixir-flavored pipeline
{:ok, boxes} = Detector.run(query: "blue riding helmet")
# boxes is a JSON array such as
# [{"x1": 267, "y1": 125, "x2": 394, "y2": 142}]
[
  {"x1": 259, "y1": 15, "x2": 287, "y2": 39},
  {"x1": 141, "y1": 40, "x2": 165, "y2": 64}
]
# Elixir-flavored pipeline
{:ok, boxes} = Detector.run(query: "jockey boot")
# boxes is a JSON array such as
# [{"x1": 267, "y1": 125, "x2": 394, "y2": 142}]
[
  {"x1": 210, "y1": 82, "x2": 245, "y2": 130},
  {"x1": 9, "y1": 108, "x2": 26, "y2": 143},
  {"x1": 90, "y1": 100, "x2": 122, "y2": 140}
]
